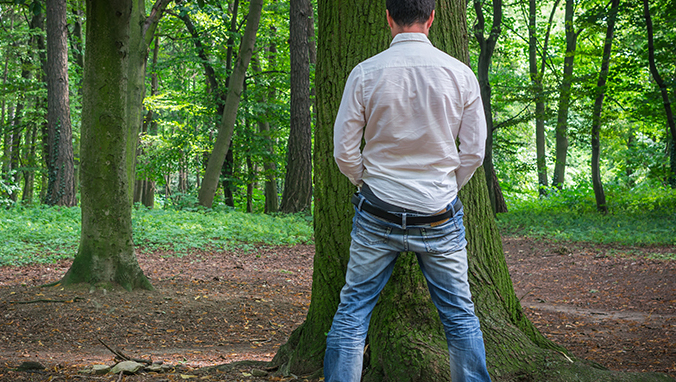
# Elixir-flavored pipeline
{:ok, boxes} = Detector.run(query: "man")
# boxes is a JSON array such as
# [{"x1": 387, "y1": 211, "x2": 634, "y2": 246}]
[{"x1": 324, "y1": 0, "x2": 491, "y2": 381}]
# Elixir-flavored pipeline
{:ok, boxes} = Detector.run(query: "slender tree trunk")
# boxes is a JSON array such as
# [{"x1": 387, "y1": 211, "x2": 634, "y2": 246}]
[
  {"x1": 590, "y1": 0, "x2": 619, "y2": 214},
  {"x1": 221, "y1": 149, "x2": 235, "y2": 207},
  {"x1": 221, "y1": 0, "x2": 240, "y2": 205},
  {"x1": 473, "y1": 0, "x2": 504, "y2": 215},
  {"x1": 528, "y1": 0, "x2": 560, "y2": 196},
  {"x1": 245, "y1": 123, "x2": 255, "y2": 213},
  {"x1": 21, "y1": 114, "x2": 40, "y2": 204},
  {"x1": 45, "y1": 0, "x2": 76, "y2": 207},
  {"x1": 198, "y1": 0, "x2": 264, "y2": 208},
  {"x1": 68, "y1": 0, "x2": 85, "y2": 78},
  {"x1": 9, "y1": 9, "x2": 46, "y2": 203},
  {"x1": 552, "y1": 0, "x2": 578, "y2": 189},
  {"x1": 68, "y1": 0, "x2": 85, "y2": 197},
  {"x1": 136, "y1": 35, "x2": 161, "y2": 208},
  {"x1": 643, "y1": 0, "x2": 676, "y2": 187},
  {"x1": 9, "y1": 128, "x2": 20, "y2": 202},
  {"x1": 252, "y1": 51, "x2": 279, "y2": 213},
  {"x1": 126, "y1": 0, "x2": 169, "y2": 201},
  {"x1": 10, "y1": 69, "x2": 30, "y2": 202},
  {"x1": 1, "y1": 15, "x2": 14, "y2": 194},
  {"x1": 280, "y1": 0, "x2": 313, "y2": 213},
  {"x1": 625, "y1": 130, "x2": 635, "y2": 186}
]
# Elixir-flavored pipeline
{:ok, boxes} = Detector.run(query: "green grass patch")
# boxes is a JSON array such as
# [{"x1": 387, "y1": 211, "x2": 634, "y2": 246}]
[
  {"x1": 497, "y1": 183, "x2": 676, "y2": 246},
  {"x1": 0, "y1": 206, "x2": 313, "y2": 266}
]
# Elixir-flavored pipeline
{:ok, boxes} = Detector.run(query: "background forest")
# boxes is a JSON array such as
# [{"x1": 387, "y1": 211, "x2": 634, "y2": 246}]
[{"x1": 0, "y1": 0, "x2": 675, "y2": 239}]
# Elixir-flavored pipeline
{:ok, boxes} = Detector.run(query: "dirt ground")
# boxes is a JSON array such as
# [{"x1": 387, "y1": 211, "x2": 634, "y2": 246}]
[{"x1": 0, "y1": 237, "x2": 674, "y2": 381}]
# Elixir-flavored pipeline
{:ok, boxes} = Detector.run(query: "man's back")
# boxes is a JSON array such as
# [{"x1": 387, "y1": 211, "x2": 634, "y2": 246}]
[{"x1": 333, "y1": 33, "x2": 486, "y2": 213}]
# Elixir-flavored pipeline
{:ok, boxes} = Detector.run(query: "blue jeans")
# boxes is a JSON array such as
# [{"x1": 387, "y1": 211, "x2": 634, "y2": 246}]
[{"x1": 324, "y1": 196, "x2": 491, "y2": 382}]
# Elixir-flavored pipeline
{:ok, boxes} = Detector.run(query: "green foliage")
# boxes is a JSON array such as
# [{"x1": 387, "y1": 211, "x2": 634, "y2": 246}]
[
  {"x1": 131, "y1": 207, "x2": 314, "y2": 255},
  {"x1": 0, "y1": 204, "x2": 81, "y2": 266},
  {"x1": 0, "y1": 206, "x2": 314, "y2": 266},
  {"x1": 497, "y1": 182, "x2": 676, "y2": 246}
]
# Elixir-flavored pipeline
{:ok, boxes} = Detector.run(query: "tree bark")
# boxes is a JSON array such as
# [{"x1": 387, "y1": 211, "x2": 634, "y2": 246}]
[
  {"x1": 552, "y1": 0, "x2": 578, "y2": 189},
  {"x1": 473, "y1": 0, "x2": 504, "y2": 215},
  {"x1": 45, "y1": 0, "x2": 76, "y2": 207},
  {"x1": 198, "y1": 0, "x2": 264, "y2": 208},
  {"x1": 61, "y1": 0, "x2": 168, "y2": 291},
  {"x1": 643, "y1": 0, "x2": 676, "y2": 187},
  {"x1": 590, "y1": 0, "x2": 619, "y2": 214},
  {"x1": 280, "y1": 0, "x2": 313, "y2": 213},
  {"x1": 269, "y1": 0, "x2": 676, "y2": 380}
]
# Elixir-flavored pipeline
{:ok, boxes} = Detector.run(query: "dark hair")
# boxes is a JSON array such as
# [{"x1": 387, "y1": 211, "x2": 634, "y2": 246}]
[{"x1": 386, "y1": 0, "x2": 435, "y2": 26}]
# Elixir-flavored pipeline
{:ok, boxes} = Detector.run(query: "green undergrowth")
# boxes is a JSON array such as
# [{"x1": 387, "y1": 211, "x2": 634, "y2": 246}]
[
  {"x1": 0, "y1": 206, "x2": 313, "y2": 266},
  {"x1": 497, "y1": 183, "x2": 676, "y2": 247}
]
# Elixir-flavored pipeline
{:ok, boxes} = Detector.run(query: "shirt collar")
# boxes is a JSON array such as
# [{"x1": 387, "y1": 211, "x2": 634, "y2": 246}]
[{"x1": 390, "y1": 33, "x2": 433, "y2": 47}]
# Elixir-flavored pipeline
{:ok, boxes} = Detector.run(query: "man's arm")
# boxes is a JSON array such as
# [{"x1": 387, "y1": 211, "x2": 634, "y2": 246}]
[
  {"x1": 455, "y1": 74, "x2": 487, "y2": 189},
  {"x1": 333, "y1": 66, "x2": 366, "y2": 186}
]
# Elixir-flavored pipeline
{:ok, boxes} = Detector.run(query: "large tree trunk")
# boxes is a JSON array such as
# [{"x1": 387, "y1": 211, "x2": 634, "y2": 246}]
[
  {"x1": 552, "y1": 0, "x2": 578, "y2": 189},
  {"x1": 61, "y1": 0, "x2": 156, "y2": 291},
  {"x1": 269, "y1": 0, "x2": 675, "y2": 380},
  {"x1": 590, "y1": 0, "x2": 619, "y2": 214},
  {"x1": 45, "y1": 0, "x2": 76, "y2": 207},
  {"x1": 280, "y1": 0, "x2": 313, "y2": 213},
  {"x1": 198, "y1": 0, "x2": 264, "y2": 208},
  {"x1": 473, "y1": 0, "x2": 504, "y2": 215},
  {"x1": 643, "y1": 0, "x2": 676, "y2": 187}
]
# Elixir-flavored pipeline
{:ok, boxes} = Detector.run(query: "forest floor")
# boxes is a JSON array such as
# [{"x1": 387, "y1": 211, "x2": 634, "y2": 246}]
[{"x1": 0, "y1": 237, "x2": 674, "y2": 381}]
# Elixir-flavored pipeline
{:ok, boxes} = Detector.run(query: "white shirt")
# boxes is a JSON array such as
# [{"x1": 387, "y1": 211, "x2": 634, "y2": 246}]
[{"x1": 333, "y1": 33, "x2": 487, "y2": 214}]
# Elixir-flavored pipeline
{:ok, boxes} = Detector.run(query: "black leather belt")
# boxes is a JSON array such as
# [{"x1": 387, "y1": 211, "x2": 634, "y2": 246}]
[{"x1": 351, "y1": 193, "x2": 461, "y2": 226}]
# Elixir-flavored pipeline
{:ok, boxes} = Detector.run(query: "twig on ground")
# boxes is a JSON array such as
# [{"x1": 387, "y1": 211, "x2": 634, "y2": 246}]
[
  {"x1": 248, "y1": 338, "x2": 272, "y2": 343},
  {"x1": 518, "y1": 288, "x2": 535, "y2": 301},
  {"x1": 97, "y1": 338, "x2": 152, "y2": 365}
]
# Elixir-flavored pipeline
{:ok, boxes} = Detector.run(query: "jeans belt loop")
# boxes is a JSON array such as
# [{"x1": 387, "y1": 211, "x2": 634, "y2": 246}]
[
  {"x1": 401, "y1": 213, "x2": 407, "y2": 229},
  {"x1": 357, "y1": 196, "x2": 365, "y2": 211}
]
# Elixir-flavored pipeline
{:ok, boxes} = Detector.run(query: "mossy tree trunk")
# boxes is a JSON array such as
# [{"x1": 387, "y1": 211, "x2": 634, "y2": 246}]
[
  {"x1": 271, "y1": 1, "x2": 675, "y2": 381},
  {"x1": 61, "y1": 0, "x2": 169, "y2": 291}
]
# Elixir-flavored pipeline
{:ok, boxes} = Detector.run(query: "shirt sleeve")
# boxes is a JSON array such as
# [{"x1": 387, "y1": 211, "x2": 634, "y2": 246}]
[
  {"x1": 333, "y1": 66, "x2": 366, "y2": 186},
  {"x1": 454, "y1": 72, "x2": 487, "y2": 189}
]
